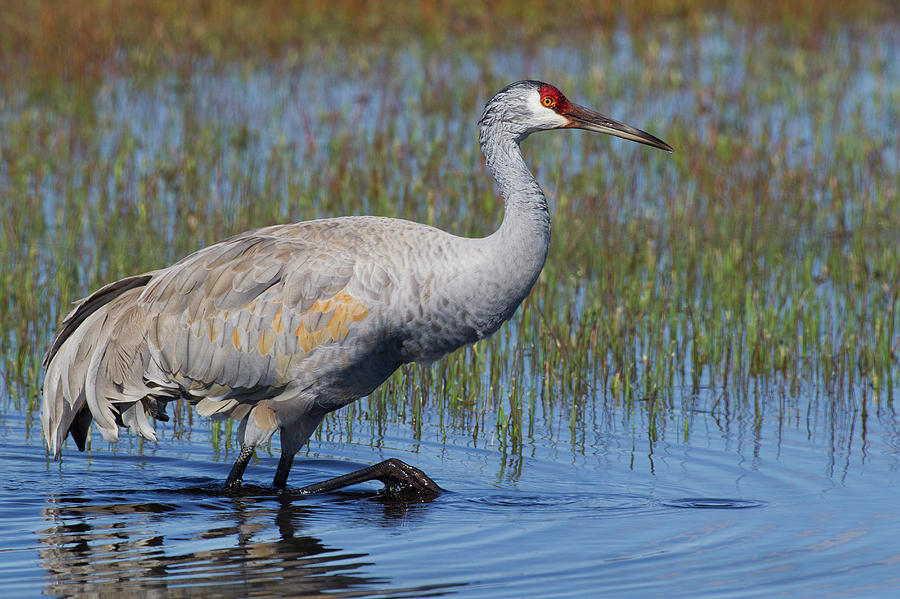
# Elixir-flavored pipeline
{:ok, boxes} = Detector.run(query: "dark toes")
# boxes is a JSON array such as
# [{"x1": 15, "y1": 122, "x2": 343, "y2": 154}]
[{"x1": 378, "y1": 458, "x2": 443, "y2": 495}]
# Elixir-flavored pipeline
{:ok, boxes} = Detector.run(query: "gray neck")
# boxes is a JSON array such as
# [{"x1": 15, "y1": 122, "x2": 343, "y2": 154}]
[
  {"x1": 472, "y1": 123, "x2": 551, "y2": 329},
  {"x1": 396, "y1": 119, "x2": 553, "y2": 361},
  {"x1": 483, "y1": 133, "x2": 551, "y2": 244}
]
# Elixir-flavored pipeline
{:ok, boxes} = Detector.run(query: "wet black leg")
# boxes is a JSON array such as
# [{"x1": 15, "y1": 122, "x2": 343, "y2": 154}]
[
  {"x1": 297, "y1": 458, "x2": 442, "y2": 496},
  {"x1": 273, "y1": 452, "x2": 293, "y2": 490},
  {"x1": 224, "y1": 445, "x2": 255, "y2": 489}
]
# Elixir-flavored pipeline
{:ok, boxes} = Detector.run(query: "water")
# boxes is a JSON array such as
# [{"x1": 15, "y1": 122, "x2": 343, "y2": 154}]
[{"x1": 3, "y1": 389, "x2": 899, "y2": 597}]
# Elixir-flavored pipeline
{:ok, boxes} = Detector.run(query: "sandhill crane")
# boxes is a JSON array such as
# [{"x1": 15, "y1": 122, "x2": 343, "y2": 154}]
[{"x1": 42, "y1": 80, "x2": 671, "y2": 495}]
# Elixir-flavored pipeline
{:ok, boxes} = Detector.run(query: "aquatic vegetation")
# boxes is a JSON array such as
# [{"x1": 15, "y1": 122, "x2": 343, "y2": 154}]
[{"x1": 1, "y1": 1, "x2": 898, "y2": 461}]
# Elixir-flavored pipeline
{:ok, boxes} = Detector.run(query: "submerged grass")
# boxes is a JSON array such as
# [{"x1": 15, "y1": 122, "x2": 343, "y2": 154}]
[{"x1": 1, "y1": 1, "x2": 899, "y2": 459}]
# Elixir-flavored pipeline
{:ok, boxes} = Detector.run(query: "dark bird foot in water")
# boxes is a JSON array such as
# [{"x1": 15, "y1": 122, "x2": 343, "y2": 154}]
[
  {"x1": 222, "y1": 458, "x2": 443, "y2": 498},
  {"x1": 296, "y1": 458, "x2": 443, "y2": 497}
]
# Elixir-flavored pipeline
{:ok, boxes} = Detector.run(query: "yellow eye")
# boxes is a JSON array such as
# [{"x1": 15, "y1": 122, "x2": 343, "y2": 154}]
[{"x1": 541, "y1": 96, "x2": 554, "y2": 107}]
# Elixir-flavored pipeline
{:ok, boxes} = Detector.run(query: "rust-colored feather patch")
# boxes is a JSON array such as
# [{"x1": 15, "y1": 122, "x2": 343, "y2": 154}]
[
  {"x1": 258, "y1": 328, "x2": 275, "y2": 356},
  {"x1": 252, "y1": 404, "x2": 278, "y2": 431},
  {"x1": 293, "y1": 291, "x2": 369, "y2": 352},
  {"x1": 272, "y1": 305, "x2": 284, "y2": 334}
]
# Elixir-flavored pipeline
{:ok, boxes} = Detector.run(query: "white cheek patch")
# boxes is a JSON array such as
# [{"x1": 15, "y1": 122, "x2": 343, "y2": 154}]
[{"x1": 526, "y1": 89, "x2": 569, "y2": 128}]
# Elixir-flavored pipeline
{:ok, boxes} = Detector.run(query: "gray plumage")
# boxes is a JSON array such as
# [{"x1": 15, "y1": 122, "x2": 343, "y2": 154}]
[{"x1": 42, "y1": 80, "x2": 671, "y2": 491}]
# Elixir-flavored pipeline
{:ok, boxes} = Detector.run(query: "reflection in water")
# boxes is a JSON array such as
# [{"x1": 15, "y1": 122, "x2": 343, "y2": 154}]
[{"x1": 38, "y1": 490, "x2": 453, "y2": 598}]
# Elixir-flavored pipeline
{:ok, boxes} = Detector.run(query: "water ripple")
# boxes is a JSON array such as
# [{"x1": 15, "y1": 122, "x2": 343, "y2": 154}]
[{"x1": 662, "y1": 497, "x2": 765, "y2": 509}]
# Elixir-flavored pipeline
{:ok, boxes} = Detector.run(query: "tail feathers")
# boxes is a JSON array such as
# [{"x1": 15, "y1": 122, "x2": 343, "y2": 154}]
[
  {"x1": 42, "y1": 301, "x2": 100, "y2": 458},
  {"x1": 69, "y1": 408, "x2": 93, "y2": 451},
  {"x1": 42, "y1": 276, "x2": 167, "y2": 457},
  {"x1": 43, "y1": 274, "x2": 153, "y2": 369}
]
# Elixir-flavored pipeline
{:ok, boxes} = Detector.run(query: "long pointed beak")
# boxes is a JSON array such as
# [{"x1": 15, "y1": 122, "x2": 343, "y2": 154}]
[{"x1": 562, "y1": 103, "x2": 673, "y2": 153}]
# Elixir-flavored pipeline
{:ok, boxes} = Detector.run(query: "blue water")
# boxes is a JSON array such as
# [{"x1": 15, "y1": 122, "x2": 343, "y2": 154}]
[{"x1": 3, "y1": 387, "x2": 900, "y2": 598}]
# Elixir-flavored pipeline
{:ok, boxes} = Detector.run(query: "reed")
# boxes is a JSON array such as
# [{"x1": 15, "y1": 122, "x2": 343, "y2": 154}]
[{"x1": 1, "y1": 1, "x2": 897, "y2": 459}]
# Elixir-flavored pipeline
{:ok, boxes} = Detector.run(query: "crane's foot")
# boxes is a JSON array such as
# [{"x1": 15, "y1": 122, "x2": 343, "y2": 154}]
[{"x1": 297, "y1": 458, "x2": 443, "y2": 497}]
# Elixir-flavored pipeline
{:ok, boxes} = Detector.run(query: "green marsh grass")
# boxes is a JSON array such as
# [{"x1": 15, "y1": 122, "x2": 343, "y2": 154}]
[{"x1": 1, "y1": 1, "x2": 898, "y2": 462}]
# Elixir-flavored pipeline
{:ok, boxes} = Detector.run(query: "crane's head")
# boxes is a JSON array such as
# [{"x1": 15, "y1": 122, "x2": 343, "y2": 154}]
[{"x1": 479, "y1": 80, "x2": 672, "y2": 152}]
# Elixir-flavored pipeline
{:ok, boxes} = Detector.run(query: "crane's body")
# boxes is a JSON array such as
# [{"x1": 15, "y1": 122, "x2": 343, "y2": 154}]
[{"x1": 42, "y1": 81, "x2": 671, "y2": 493}]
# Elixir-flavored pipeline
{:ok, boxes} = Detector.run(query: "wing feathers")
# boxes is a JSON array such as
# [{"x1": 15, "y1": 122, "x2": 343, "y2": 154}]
[{"x1": 43, "y1": 221, "x2": 392, "y2": 456}]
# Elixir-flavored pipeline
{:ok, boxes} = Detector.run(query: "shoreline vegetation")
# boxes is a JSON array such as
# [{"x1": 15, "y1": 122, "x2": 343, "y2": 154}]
[{"x1": 1, "y1": 1, "x2": 898, "y2": 456}]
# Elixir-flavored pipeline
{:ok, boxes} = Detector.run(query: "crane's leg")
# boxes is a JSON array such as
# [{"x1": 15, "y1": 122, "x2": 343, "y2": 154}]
[
  {"x1": 224, "y1": 444, "x2": 255, "y2": 489},
  {"x1": 295, "y1": 458, "x2": 442, "y2": 496},
  {"x1": 225, "y1": 405, "x2": 280, "y2": 490},
  {"x1": 273, "y1": 452, "x2": 293, "y2": 490}
]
